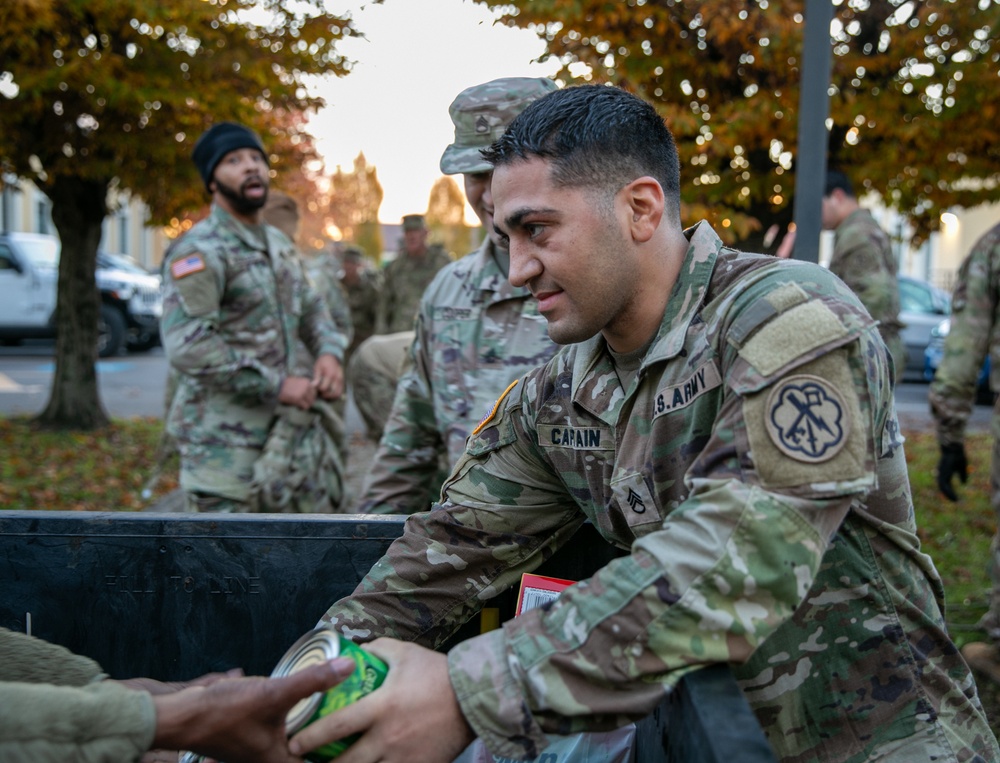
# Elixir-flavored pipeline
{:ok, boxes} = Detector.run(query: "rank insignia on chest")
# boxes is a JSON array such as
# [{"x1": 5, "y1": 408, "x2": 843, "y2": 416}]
[{"x1": 765, "y1": 374, "x2": 849, "y2": 463}]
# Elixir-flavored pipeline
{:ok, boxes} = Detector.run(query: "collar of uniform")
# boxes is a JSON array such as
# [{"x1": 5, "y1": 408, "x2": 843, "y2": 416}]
[
  {"x1": 568, "y1": 219, "x2": 723, "y2": 401},
  {"x1": 211, "y1": 203, "x2": 270, "y2": 254}
]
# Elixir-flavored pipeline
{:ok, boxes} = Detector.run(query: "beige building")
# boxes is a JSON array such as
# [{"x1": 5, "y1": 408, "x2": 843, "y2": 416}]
[{"x1": 0, "y1": 177, "x2": 169, "y2": 271}]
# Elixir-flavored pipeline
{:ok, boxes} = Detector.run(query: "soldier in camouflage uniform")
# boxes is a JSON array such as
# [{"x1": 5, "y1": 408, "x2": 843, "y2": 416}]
[
  {"x1": 355, "y1": 77, "x2": 560, "y2": 514},
  {"x1": 821, "y1": 170, "x2": 907, "y2": 381},
  {"x1": 161, "y1": 122, "x2": 347, "y2": 513},
  {"x1": 347, "y1": 216, "x2": 450, "y2": 443},
  {"x1": 375, "y1": 214, "x2": 451, "y2": 335},
  {"x1": 338, "y1": 245, "x2": 380, "y2": 362},
  {"x1": 289, "y1": 87, "x2": 997, "y2": 763},
  {"x1": 930, "y1": 221, "x2": 1000, "y2": 678}
]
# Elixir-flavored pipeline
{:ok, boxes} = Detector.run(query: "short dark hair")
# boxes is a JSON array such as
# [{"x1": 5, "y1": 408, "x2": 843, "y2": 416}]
[
  {"x1": 824, "y1": 169, "x2": 856, "y2": 198},
  {"x1": 481, "y1": 84, "x2": 681, "y2": 222}
]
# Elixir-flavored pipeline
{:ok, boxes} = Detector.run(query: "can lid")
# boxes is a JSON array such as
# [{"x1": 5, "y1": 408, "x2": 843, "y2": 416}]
[{"x1": 273, "y1": 628, "x2": 342, "y2": 732}]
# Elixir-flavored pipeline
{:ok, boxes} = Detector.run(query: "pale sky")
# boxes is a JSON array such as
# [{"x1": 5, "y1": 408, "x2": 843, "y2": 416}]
[{"x1": 306, "y1": 0, "x2": 563, "y2": 226}]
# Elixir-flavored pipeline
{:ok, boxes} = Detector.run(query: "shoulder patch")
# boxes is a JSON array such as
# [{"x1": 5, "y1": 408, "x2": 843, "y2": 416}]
[
  {"x1": 765, "y1": 374, "x2": 849, "y2": 463},
  {"x1": 738, "y1": 300, "x2": 849, "y2": 377},
  {"x1": 472, "y1": 379, "x2": 519, "y2": 436},
  {"x1": 170, "y1": 253, "x2": 206, "y2": 280}
]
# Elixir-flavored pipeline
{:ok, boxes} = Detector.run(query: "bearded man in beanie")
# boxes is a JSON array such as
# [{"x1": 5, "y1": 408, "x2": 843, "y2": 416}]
[
  {"x1": 160, "y1": 122, "x2": 348, "y2": 512},
  {"x1": 354, "y1": 77, "x2": 561, "y2": 514}
]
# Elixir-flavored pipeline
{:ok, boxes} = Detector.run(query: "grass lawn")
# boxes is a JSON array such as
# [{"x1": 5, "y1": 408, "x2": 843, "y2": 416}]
[{"x1": 1, "y1": 416, "x2": 998, "y2": 738}]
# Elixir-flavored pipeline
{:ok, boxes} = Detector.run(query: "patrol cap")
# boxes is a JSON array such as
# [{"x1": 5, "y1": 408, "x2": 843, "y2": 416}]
[
  {"x1": 439, "y1": 77, "x2": 559, "y2": 176},
  {"x1": 402, "y1": 214, "x2": 426, "y2": 231},
  {"x1": 342, "y1": 245, "x2": 365, "y2": 262},
  {"x1": 192, "y1": 122, "x2": 268, "y2": 192},
  {"x1": 262, "y1": 190, "x2": 299, "y2": 239}
]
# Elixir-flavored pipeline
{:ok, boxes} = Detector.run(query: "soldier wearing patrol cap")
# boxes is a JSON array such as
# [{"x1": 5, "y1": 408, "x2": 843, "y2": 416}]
[
  {"x1": 293, "y1": 85, "x2": 998, "y2": 763},
  {"x1": 375, "y1": 213, "x2": 450, "y2": 335},
  {"x1": 353, "y1": 76, "x2": 561, "y2": 514},
  {"x1": 337, "y1": 245, "x2": 381, "y2": 362},
  {"x1": 348, "y1": 212, "x2": 452, "y2": 444}
]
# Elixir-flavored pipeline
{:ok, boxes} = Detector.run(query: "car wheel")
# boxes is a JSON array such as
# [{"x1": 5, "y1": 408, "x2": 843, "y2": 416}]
[
  {"x1": 127, "y1": 330, "x2": 160, "y2": 353},
  {"x1": 98, "y1": 304, "x2": 126, "y2": 358}
]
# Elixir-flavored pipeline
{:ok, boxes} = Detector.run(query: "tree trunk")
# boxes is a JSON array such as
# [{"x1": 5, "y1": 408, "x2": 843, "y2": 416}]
[{"x1": 34, "y1": 176, "x2": 111, "y2": 431}]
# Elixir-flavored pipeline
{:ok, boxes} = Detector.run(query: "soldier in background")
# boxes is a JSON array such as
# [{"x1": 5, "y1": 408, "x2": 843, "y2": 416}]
[
  {"x1": 929, "y1": 221, "x2": 1000, "y2": 679},
  {"x1": 354, "y1": 76, "x2": 560, "y2": 514},
  {"x1": 338, "y1": 244, "x2": 380, "y2": 362},
  {"x1": 375, "y1": 214, "x2": 451, "y2": 335},
  {"x1": 821, "y1": 169, "x2": 907, "y2": 381},
  {"x1": 347, "y1": 215, "x2": 451, "y2": 443},
  {"x1": 160, "y1": 122, "x2": 346, "y2": 512},
  {"x1": 290, "y1": 84, "x2": 996, "y2": 763}
]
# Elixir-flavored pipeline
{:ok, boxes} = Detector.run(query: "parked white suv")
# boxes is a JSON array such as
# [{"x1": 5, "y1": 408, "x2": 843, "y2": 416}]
[{"x1": 0, "y1": 232, "x2": 162, "y2": 357}]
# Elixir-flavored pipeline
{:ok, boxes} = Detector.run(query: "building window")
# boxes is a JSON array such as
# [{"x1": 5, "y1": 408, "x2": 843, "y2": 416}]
[
  {"x1": 118, "y1": 211, "x2": 130, "y2": 255},
  {"x1": 35, "y1": 194, "x2": 52, "y2": 234}
]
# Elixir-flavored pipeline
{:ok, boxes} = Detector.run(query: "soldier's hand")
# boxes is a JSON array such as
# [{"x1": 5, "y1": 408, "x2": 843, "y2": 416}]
[
  {"x1": 279, "y1": 377, "x2": 318, "y2": 410},
  {"x1": 312, "y1": 354, "x2": 344, "y2": 400},
  {"x1": 938, "y1": 442, "x2": 969, "y2": 501},
  {"x1": 289, "y1": 639, "x2": 475, "y2": 763}
]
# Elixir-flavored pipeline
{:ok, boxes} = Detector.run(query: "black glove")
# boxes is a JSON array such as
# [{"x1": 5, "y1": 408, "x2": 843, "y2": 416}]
[{"x1": 938, "y1": 442, "x2": 968, "y2": 502}]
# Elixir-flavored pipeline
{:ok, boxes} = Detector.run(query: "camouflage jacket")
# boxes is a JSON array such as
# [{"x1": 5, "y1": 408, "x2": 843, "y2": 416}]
[
  {"x1": 376, "y1": 244, "x2": 451, "y2": 334},
  {"x1": 161, "y1": 205, "x2": 346, "y2": 449},
  {"x1": 292, "y1": 260, "x2": 354, "y2": 376},
  {"x1": 929, "y1": 222, "x2": 1000, "y2": 444},
  {"x1": 829, "y1": 209, "x2": 905, "y2": 367},
  {"x1": 321, "y1": 222, "x2": 994, "y2": 763},
  {"x1": 357, "y1": 237, "x2": 559, "y2": 514}
]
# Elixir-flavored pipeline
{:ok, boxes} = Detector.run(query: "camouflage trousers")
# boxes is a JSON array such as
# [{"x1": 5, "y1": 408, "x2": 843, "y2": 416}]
[
  {"x1": 178, "y1": 441, "x2": 259, "y2": 513},
  {"x1": 981, "y1": 406, "x2": 1000, "y2": 640},
  {"x1": 347, "y1": 331, "x2": 413, "y2": 444}
]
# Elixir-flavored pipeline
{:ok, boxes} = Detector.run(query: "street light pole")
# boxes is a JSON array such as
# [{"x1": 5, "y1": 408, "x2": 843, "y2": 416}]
[{"x1": 790, "y1": 0, "x2": 834, "y2": 264}]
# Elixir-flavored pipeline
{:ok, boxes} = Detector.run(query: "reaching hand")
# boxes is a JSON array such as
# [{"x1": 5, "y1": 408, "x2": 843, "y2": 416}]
[
  {"x1": 938, "y1": 442, "x2": 968, "y2": 501},
  {"x1": 151, "y1": 657, "x2": 356, "y2": 763}
]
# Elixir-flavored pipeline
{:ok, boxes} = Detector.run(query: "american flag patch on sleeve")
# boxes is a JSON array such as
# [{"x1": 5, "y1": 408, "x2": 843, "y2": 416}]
[{"x1": 170, "y1": 254, "x2": 206, "y2": 280}]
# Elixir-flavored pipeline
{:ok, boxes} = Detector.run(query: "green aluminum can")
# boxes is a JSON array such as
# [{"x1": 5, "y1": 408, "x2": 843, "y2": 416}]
[{"x1": 273, "y1": 627, "x2": 389, "y2": 762}]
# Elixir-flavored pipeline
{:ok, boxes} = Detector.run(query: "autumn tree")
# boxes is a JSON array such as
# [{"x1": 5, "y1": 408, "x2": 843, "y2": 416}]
[
  {"x1": 328, "y1": 152, "x2": 384, "y2": 260},
  {"x1": 476, "y1": 0, "x2": 1000, "y2": 249},
  {"x1": 0, "y1": 0, "x2": 366, "y2": 429},
  {"x1": 426, "y1": 175, "x2": 476, "y2": 256}
]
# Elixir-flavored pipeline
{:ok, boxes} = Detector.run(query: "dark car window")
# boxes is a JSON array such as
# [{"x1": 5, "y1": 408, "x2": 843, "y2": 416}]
[
  {"x1": 0, "y1": 242, "x2": 16, "y2": 271},
  {"x1": 899, "y1": 277, "x2": 949, "y2": 315}
]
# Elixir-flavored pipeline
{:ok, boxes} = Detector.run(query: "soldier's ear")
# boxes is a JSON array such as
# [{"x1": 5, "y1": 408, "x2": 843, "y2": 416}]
[{"x1": 623, "y1": 177, "x2": 663, "y2": 244}]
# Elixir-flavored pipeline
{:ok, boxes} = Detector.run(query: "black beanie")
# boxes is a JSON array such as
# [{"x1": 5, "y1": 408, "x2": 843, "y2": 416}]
[{"x1": 192, "y1": 122, "x2": 268, "y2": 191}]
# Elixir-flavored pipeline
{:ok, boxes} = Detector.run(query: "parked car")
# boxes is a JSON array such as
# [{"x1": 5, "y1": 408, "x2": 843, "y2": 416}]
[
  {"x1": 923, "y1": 317, "x2": 994, "y2": 405},
  {"x1": 898, "y1": 274, "x2": 951, "y2": 378},
  {"x1": 0, "y1": 232, "x2": 162, "y2": 357}
]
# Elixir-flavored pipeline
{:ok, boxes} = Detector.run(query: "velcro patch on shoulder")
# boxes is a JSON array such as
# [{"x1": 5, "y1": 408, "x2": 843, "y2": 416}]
[
  {"x1": 737, "y1": 300, "x2": 849, "y2": 377},
  {"x1": 170, "y1": 253, "x2": 206, "y2": 280}
]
